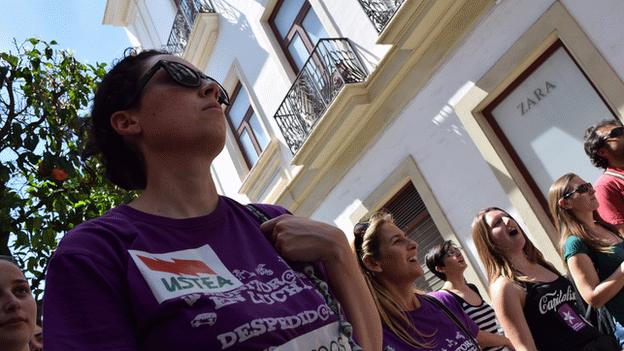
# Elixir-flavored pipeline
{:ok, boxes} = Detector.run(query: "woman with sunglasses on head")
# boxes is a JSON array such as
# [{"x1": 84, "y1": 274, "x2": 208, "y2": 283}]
[
  {"x1": 425, "y1": 241, "x2": 513, "y2": 351},
  {"x1": 43, "y1": 50, "x2": 381, "y2": 351},
  {"x1": 0, "y1": 255, "x2": 37, "y2": 351},
  {"x1": 354, "y1": 210, "x2": 492, "y2": 351},
  {"x1": 550, "y1": 173, "x2": 624, "y2": 342},
  {"x1": 472, "y1": 207, "x2": 613, "y2": 351}
]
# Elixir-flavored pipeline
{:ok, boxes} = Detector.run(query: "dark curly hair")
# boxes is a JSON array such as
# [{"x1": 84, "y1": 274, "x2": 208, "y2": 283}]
[
  {"x1": 87, "y1": 48, "x2": 166, "y2": 190},
  {"x1": 584, "y1": 119, "x2": 623, "y2": 169}
]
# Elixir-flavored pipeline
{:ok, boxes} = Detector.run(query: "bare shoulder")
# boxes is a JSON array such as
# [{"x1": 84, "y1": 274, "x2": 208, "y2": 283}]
[{"x1": 490, "y1": 276, "x2": 525, "y2": 300}]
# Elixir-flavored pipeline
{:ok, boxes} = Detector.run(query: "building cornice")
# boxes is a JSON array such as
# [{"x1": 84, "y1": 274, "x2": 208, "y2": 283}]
[
  {"x1": 182, "y1": 12, "x2": 220, "y2": 69},
  {"x1": 238, "y1": 140, "x2": 286, "y2": 202},
  {"x1": 274, "y1": 0, "x2": 494, "y2": 216},
  {"x1": 102, "y1": 0, "x2": 137, "y2": 27}
]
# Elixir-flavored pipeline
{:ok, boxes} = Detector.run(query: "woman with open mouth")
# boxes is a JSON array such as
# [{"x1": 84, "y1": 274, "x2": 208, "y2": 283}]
[
  {"x1": 425, "y1": 240, "x2": 513, "y2": 350},
  {"x1": 354, "y1": 210, "x2": 495, "y2": 350},
  {"x1": 550, "y1": 172, "x2": 624, "y2": 347},
  {"x1": 472, "y1": 207, "x2": 616, "y2": 351}
]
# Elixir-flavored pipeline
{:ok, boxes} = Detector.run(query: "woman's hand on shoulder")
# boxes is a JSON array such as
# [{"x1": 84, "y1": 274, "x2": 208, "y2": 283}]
[
  {"x1": 262, "y1": 215, "x2": 383, "y2": 350},
  {"x1": 260, "y1": 214, "x2": 350, "y2": 264}
]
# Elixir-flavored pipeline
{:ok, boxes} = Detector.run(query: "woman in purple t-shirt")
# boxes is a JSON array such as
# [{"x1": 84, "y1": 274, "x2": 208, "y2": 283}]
[
  {"x1": 353, "y1": 210, "x2": 484, "y2": 351},
  {"x1": 43, "y1": 49, "x2": 381, "y2": 350}
]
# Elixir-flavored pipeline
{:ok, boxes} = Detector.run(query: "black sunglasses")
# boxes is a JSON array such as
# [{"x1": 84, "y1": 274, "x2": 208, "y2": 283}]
[
  {"x1": 124, "y1": 60, "x2": 230, "y2": 109},
  {"x1": 562, "y1": 182, "x2": 593, "y2": 199},
  {"x1": 601, "y1": 127, "x2": 624, "y2": 144},
  {"x1": 444, "y1": 246, "x2": 462, "y2": 258}
]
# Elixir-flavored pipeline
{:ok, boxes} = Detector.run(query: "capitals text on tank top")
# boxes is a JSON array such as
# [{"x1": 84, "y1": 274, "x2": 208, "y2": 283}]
[{"x1": 522, "y1": 275, "x2": 600, "y2": 351}]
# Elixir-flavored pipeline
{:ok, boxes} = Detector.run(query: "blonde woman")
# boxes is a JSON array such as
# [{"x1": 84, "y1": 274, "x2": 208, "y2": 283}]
[
  {"x1": 354, "y1": 210, "x2": 489, "y2": 351},
  {"x1": 472, "y1": 207, "x2": 609, "y2": 351},
  {"x1": 549, "y1": 173, "x2": 624, "y2": 345}
]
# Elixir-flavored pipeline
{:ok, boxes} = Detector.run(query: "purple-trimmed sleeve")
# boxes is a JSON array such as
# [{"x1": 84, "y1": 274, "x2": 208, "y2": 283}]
[{"x1": 429, "y1": 290, "x2": 480, "y2": 337}]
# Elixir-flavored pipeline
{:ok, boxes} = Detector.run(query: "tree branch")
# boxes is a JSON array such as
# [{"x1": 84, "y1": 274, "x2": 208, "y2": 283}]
[
  {"x1": 0, "y1": 77, "x2": 16, "y2": 141},
  {"x1": 10, "y1": 198, "x2": 44, "y2": 227}
]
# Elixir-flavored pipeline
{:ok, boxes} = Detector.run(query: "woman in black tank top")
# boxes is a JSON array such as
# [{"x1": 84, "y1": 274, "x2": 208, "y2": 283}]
[
  {"x1": 522, "y1": 275, "x2": 600, "y2": 350},
  {"x1": 472, "y1": 207, "x2": 616, "y2": 351}
]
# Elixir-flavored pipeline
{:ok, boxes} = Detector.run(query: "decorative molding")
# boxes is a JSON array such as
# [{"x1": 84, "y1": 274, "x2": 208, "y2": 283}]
[
  {"x1": 239, "y1": 140, "x2": 285, "y2": 202},
  {"x1": 291, "y1": 83, "x2": 370, "y2": 167},
  {"x1": 357, "y1": 0, "x2": 406, "y2": 34},
  {"x1": 274, "y1": 0, "x2": 493, "y2": 216},
  {"x1": 182, "y1": 12, "x2": 219, "y2": 69},
  {"x1": 274, "y1": 38, "x2": 369, "y2": 154},
  {"x1": 352, "y1": 156, "x2": 489, "y2": 299},
  {"x1": 453, "y1": 1, "x2": 624, "y2": 271},
  {"x1": 102, "y1": 0, "x2": 136, "y2": 27}
]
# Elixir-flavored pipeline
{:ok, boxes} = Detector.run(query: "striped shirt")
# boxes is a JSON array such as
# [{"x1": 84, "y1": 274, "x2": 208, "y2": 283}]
[{"x1": 444, "y1": 284, "x2": 509, "y2": 351}]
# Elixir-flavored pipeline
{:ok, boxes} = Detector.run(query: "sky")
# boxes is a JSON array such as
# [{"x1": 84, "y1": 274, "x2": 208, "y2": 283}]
[
  {"x1": 0, "y1": 0, "x2": 132, "y2": 66},
  {"x1": 0, "y1": 1, "x2": 133, "y2": 275}
]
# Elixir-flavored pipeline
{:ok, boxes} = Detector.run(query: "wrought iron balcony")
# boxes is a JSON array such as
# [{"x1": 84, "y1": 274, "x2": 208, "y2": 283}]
[
  {"x1": 358, "y1": 0, "x2": 405, "y2": 33},
  {"x1": 274, "y1": 38, "x2": 368, "y2": 154},
  {"x1": 165, "y1": 0, "x2": 215, "y2": 55}
]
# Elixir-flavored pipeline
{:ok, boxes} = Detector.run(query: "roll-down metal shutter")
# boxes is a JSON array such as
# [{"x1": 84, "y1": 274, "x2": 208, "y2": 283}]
[{"x1": 383, "y1": 183, "x2": 445, "y2": 291}]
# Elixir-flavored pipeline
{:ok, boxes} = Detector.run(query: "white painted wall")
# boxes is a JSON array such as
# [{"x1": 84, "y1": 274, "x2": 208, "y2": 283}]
[
  {"x1": 313, "y1": 0, "x2": 624, "y2": 255},
  {"x1": 111, "y1": 0, "x2": 624, "y2": 268},
  {"x1": 563, "y1": 0, "x2": 624, "y2": 79},
  {"x1": 310, "y1": 0, "x2": 390, "y2": 73},
  {"x1": 116, "y1": 0, "x2": 393, "y2": 198},
  {"x1": 126, "y1": 0, "x2": 176, "y2": 49}
]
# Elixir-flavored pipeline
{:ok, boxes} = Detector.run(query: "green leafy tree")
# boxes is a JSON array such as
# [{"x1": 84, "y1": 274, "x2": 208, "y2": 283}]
[{"x1": 0, "y1": 38, "x2": 134, "y2": 301}]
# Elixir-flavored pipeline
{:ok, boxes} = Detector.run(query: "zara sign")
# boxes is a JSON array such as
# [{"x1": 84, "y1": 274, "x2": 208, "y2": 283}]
[{"x1": 484, "y1": 42, "x2": 616, "y2": 201}]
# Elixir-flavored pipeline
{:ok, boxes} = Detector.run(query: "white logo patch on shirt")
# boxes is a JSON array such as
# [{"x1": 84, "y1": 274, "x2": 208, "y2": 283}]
[{"x1": 129, "y1": 244, "x2": 243, "y2": 303}]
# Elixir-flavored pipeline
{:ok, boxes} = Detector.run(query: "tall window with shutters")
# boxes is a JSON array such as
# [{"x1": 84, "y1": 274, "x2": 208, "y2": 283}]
[
  {"x1": 383, "y1": 183, "x2": 446, "y2": 291},
  {"x1": 269, "y1": 0, "x2": 329, "y2": 74},
  {"x1": 225, "y1": 82, "x2": 270, "y2": 168}
]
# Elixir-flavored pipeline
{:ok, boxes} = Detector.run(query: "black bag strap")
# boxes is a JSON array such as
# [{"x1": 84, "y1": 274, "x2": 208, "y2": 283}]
[
  {"x1": 245, "y1": 204, "x2": 270, "y2": 223},
  {"x1": 421, "y1": 294, "x2": 481, "y2": 350}
]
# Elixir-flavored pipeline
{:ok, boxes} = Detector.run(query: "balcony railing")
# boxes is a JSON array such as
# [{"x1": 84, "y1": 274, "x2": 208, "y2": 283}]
[
  {"x1": 165, "y1": 0, "x2": 215, "y2": 54},
  {"x1": 358, "y1": 0, "x2": 405, "y2": 33},
  {"x1": 274, "y1": 38, "x2": 368, "y2": 154}
]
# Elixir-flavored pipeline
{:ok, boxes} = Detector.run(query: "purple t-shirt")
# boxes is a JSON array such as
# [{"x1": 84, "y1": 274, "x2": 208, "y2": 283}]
[
  {"x1": 43, "y1": 196, "x2": 348, "y2": 351},
  {"x1": 383, "y1": 292, "x2": 479, "y2": 351}
]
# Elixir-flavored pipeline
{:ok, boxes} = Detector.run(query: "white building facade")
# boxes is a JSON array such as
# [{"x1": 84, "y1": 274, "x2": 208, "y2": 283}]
[{"x1": 103, "y1": 0, "x2": 624, "y2": 293}]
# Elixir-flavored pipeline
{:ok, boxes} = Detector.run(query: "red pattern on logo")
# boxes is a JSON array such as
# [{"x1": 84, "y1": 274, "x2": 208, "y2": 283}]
[{"x1": 138, "y1": 256, "x2": 216, "y2": 276}]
